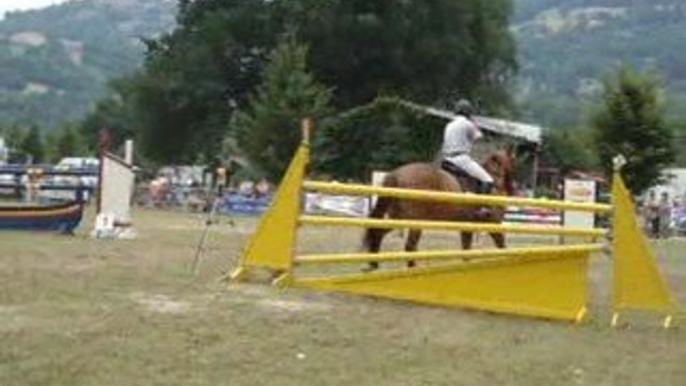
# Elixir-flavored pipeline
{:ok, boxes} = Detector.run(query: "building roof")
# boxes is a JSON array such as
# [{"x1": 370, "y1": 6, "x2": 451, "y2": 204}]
[{"x1": 398, "y1": 100, "x2": 543, "y2": 144}]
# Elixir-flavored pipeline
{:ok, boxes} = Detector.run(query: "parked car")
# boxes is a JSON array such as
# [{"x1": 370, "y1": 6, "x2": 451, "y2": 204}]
[
  {"x1": 47, "y1": 157, "x2": 100, "y2": 201},
  {"x1": 56, "y1": 157, "x2": 99, "y2": 170}
]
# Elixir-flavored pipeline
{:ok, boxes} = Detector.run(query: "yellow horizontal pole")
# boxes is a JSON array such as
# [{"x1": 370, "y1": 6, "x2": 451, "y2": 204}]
[
  {"x1": 299, "y1": 215, "x2": 607, "y2": 238},
  {"x1": 296, "y1": 244, "x2": 605, "y2": 265},
  {"x1": 303, "y1": 180, "x2": 613, "y2": 213}
]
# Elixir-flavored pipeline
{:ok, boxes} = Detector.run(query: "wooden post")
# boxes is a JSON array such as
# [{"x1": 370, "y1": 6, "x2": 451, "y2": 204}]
[{"x1": 302, "y1": 117, "x2": 314, "y2": 145}]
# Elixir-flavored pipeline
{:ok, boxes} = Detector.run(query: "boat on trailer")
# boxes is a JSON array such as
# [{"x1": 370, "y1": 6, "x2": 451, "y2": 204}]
[{"x1": 0, "y1": 200, "x2": 84, "y2": 233}]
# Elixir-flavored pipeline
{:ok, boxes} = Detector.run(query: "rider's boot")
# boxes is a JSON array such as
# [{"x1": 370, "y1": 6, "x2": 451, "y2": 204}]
[{"x1": 478, "y1": 181, "x2": 494, "y2": 194}]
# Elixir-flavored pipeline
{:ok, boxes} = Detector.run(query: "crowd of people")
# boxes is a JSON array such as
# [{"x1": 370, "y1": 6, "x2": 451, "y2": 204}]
[
  {"x1": 641, "y1": 191, "x2": 686, "y2": 238},
  {"x1": 142, "y1": 169, "x2": 273, "y2": 214}
]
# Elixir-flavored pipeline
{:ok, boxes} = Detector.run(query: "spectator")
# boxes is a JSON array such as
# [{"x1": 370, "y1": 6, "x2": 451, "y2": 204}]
[
  {"x1": 643, "y1": 190, "x2": 660, "y2": 238},
  {"x1": 255, "y1": 179, "x2": 271, "y2": 197},
  {"x1": 658, "y1": 192, "x2": 672, "y2": 238}
]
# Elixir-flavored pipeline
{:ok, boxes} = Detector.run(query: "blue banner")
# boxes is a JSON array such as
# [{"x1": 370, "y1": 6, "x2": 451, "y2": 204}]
[{"x1": 217, "y1": 194, "x2": 272, "y2": 216}]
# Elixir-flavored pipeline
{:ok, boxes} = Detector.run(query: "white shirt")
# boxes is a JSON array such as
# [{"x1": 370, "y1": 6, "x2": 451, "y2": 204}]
[{"x1": 442, "y1": 116, "x2": 482, "y2": 155}]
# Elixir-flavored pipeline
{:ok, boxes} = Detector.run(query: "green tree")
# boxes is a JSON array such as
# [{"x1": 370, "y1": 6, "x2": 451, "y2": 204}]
[
  {"x1": 79, "y1": 79, "x2": 138, "y2": 153},
  {"x1": 1, "y1": 125, "x2": 25, "y2": 151},
  {"x1": 125, "y1": 0, "x2": 517, "y2": 163},
  {"x1": 315, "y1": 97, "x2": 445, "y2": 180},
  {"x1": 21, "y1": 125, "x2": 45, "y2": 164},
  {"x1": 131, "y1": 0, "x2": 279, "y2": 163},
  {"x1": 46, "y1": 125, "x2": 87, "y2": 162},
  {"x1": 593, "y1": 68, "x2": 675, "y2": 194},
  {"x1": 44, "y1": 130, "x2": 59, "y2": 163},
  {"x1": 1, "y1": 125, "x2": 26, "y2": 163},
  {"x1": 231, "y1": 37, "x2": 332, "y2": 182},
  {"x1": 540, "y1": 127, "x2": 599, "y2": 175},
  {"x1": 666, "y1": 114, "x2": 686, "y2": 167},
  {"x1": 286, "y1": 0, "x2": 517, "y2": 111}
]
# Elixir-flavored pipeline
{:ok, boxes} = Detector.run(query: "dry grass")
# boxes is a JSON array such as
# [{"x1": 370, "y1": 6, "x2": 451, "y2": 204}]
[{"x1": 1, "y1": 206, "x2": 685, "y2": 386}]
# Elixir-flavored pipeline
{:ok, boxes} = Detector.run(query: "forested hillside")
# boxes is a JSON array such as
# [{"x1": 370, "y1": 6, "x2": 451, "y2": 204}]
[
  {"x1": 513, "y1": 0, "x2": 686, "y2": 127},
  {"x1": 0, "y1": 0, "x2": 175, "y2": 129},
  {"x1": 1, "y1": 0, "x2": 685, "y2": 136}
]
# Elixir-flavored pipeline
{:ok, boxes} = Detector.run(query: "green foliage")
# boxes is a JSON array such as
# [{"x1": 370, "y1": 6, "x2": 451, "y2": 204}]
[
  {"x1": 45, "y1": 124, "x2": 88, "y2": 163},
  {"x1": 79, "y1": 79, "x2": 138, "y2": 152},
  {"x1": 20, "y1": 125, "x2": 45, "y2": 163},
  {"x1": 514, "y1": 0, "x2": 686, "y2": 127},
  {"x1": 315, "y1": 98, "x2": 445, "y2": 181},
  {"x1": 666, "y1": 114, "x2": 686, "y2": 167},
  {"x1": 0, "y1": 0, "x2": 176, "y2": 130},
  {"x1": 130, "y1": 0, "x2": 280, "y2": 163},
  {"x1": 128, "y1": 0, "x2": 517, "y2": 163},
  {"x1": 592, "y1": 68, "x2": 675, "y2": 194},
  {"x1": 232, "y1": 37, "x2": 333, "y2": 182},
  {"x1": 283, "y1": 0, "x2": 517, "y2": 111},
  {"x1": 1, "y1": 125, "x2": 25, "y2": 150},
  {"x1": 540, "y1": 127, "x2": 598, "y2": 174}
]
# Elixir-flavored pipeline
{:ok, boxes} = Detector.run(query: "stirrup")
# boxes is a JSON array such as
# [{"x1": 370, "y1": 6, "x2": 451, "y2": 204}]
[{"x1": 478, "y1": 182, "x2": 494, "y2": 194}]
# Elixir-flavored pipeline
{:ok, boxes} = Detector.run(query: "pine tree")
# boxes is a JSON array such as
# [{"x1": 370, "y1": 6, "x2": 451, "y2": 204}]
[
  {"x1": 541, "y1": 127, "x2": 598, "y2": 174},
  {"x1": 59, "y1": 126, "x2": 85, "y2": 158},
  {"x1": 2, "y1": 125, "x2": 25, "y2": 151},
  {"x1": 21, "y1": 126, "x2": 46, "y2": 164},
  {"x1": 593, "y1": 68, "x2": 675, "y2": 195},
  {"x1": 232, "y1": 36, "x2": 332, "y2": 181}
]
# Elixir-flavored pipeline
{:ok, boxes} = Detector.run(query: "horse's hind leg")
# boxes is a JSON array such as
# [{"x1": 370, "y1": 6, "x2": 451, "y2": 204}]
[
  {"x1": 489, "y1": 232, "x2": 506, "y2": 248},
  {"x1": 461, "y1": 231, "x2": 474, "y2": 250},
  {"x1": 404, "y1": 229, "x2": 422, "y2": 268},
  {"x1": 363, "y1": 227, "x2": 391, "y2": 271}
]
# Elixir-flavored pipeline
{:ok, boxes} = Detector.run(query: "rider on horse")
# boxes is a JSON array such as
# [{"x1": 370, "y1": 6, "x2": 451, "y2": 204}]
[{"x1": 441, "y1": 99, "x2": 494, "y2": 194}]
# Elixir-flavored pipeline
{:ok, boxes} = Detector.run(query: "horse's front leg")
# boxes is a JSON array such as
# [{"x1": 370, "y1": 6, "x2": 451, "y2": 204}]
[
  {"x1": 461, "y1": 231, "x2": 474, "y2": 250},
  {"x1": 489, "y1": 232, "x2": 506, "y2": 248},
  {"x1": 404, "y1": 229, "x2": 422, "y2": 268}
]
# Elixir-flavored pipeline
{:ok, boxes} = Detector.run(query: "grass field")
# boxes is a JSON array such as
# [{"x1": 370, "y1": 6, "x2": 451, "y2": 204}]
[{"x1": 1, "y1": 207, "x2": 685, "y2": 386}]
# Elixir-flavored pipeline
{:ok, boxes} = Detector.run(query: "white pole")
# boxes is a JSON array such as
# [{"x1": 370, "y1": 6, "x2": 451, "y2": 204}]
[{"x1": 124, "y1": 140, "x2": 134, "y2": 165}]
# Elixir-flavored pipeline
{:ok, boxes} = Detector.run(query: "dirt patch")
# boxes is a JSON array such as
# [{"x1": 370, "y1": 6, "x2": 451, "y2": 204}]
[
  {"x1": 226, "y1": 283, "x2": 332, "y2": 312},
  {"x1": 257, "y1": 298, "x2": 331, "y2": 312},
  {"x1": 129, "y1": 292, "x2": 192, "y2": 314}
]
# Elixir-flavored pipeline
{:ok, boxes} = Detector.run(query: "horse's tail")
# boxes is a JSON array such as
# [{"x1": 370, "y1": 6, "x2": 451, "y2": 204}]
[{"x1": 361, "y1": 173, "x2": 398, "y2": 252}]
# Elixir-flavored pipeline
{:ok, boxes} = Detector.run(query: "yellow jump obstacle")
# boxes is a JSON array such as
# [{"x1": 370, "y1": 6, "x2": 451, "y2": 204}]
[{"x1": 230, "y1": 122, "x2": 679, "y2": 327}]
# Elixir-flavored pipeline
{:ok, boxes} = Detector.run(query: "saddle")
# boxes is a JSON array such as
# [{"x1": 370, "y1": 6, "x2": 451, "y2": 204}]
[{"x1": 440, "y1": 160, "x2": 480, "y2": 193}]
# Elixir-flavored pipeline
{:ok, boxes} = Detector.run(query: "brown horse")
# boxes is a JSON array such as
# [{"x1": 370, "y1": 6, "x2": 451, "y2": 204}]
[{"x1": 362, "y1": 149, "x2": 516, "y2": 270}]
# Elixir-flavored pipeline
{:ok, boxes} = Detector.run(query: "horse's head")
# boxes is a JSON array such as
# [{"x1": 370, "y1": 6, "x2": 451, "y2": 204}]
[{"x1": 484, "y1": 147, "x2": 515, "y2": 196}]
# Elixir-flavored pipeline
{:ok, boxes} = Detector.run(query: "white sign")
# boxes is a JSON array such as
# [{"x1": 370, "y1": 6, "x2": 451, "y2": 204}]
[
  {"x1": 563, "y1": 179, "x2": 597, "y2": 231},
  {"x1": 92, "y1": 152, "x2": 136, "y2": 239},
  {"x1": 304, "y1": 193, "x2": 369, "y2": 217}
]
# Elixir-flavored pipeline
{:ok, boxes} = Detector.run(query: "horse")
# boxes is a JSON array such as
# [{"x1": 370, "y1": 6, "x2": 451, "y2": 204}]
[{"x1": 361, "y1": 148, "x2": 516, "y2": 270}]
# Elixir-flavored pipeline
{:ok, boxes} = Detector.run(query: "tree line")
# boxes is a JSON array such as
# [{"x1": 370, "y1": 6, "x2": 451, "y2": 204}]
[
  {"x1": 79, "y1": 0, "x2": 517, "y2": 172},
  {"x1": 2, "y1": 0, "x2": 679, "y2": 195},
  {"x1": 1, "y1": 124, "x2": 88, "y2": 164}
]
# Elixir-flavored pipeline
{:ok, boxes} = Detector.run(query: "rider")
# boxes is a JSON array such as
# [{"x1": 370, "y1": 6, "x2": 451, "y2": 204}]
[{"x1": 441, "y1": 99, "x2": 494, "y2": 194}]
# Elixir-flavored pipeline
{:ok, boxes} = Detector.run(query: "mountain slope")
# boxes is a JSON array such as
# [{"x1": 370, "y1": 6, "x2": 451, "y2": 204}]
[
  {"x1": 1, "y1": 0, "x2": 685, "y2": 132},
  {"x1": 513, "y1": 0, "x2": 686, "y2": 126},
  {"x1": 0, "y1": 0, "x2": 176, "y2": 130}
]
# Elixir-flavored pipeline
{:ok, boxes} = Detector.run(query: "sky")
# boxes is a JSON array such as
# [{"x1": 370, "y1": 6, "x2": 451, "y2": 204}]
[{"x1": 0, "y1": 0, "x2": 70, "y2": 19}]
